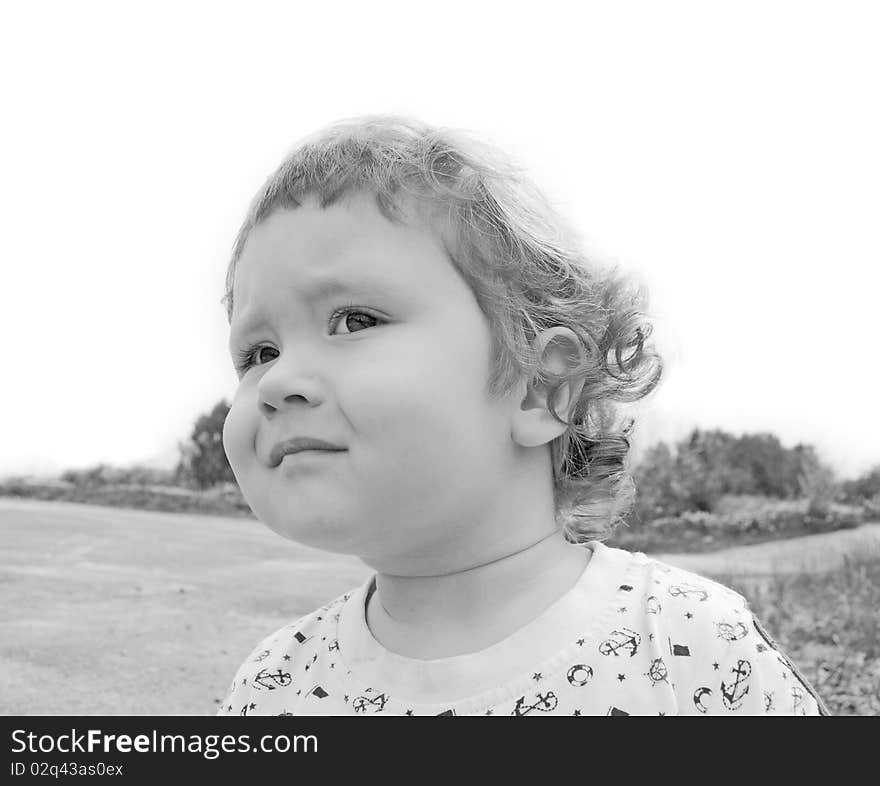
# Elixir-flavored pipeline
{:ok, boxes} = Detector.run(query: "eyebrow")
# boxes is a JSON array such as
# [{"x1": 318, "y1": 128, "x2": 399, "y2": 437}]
[{"x1": 228, "y1": 273, "x2": 400, "y2": 343}]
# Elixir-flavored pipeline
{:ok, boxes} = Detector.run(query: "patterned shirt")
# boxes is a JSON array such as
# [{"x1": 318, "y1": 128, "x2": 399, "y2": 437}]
[{"x1": 217, "y1": 541, "x2": 830, "y2": 716}]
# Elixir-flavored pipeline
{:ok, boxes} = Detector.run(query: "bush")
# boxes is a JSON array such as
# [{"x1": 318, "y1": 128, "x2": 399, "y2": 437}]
[
  {"x1": 59, "y1": 463, "x2": 178, "y2": 488},
  {"x1": 863, "y1": 492, "x2": 880, "y2": 520},
  {"x1": 798, "y1": 458, "x2": 838, "y2": 517},
  {"x1": 841, "y1": 464, "x2": 880, "y2": 503},
  {"x1": 630, "y1": 498, "x2": 865, "y2": 546}
]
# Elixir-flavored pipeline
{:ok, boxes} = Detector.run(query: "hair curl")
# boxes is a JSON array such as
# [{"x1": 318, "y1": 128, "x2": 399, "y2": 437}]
[{"x1": 221, "y1": 115, "x2": 663, "y2": 543}]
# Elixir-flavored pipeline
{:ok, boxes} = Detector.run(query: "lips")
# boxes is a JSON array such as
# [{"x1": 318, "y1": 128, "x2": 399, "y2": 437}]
[{"x1": 269, "y1": 437, "x2": 346, "y2": 467}]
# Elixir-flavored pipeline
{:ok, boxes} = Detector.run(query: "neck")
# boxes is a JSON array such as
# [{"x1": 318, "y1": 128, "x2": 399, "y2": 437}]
[{"x1": 364, "y1": 529, "x2": 592, "y2": 659}]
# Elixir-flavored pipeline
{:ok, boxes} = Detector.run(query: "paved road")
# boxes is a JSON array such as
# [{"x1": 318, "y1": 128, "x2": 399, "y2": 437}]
[{"x1": 653, "y1": 522, "x2": 880, "y2": 577}]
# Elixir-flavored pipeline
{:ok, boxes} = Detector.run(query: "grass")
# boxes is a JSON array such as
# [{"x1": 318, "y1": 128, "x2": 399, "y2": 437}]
[
  {"x1": 714, "y1": 555, "x2": 880, "y2": 716},
  {"x1": 607, "y1": 520, "x2": 864, "y2": 554}
]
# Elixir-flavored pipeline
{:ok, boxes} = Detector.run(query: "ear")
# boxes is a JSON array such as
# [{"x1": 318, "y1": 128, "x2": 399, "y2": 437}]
[{"x1": 511, "y1": 326, "x2": 588, "y2": 449}]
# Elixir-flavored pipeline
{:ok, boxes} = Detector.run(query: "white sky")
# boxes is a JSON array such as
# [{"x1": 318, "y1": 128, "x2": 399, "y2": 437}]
[{"x1": 1, "y1": 1, "x2": 877, "y2": 481}]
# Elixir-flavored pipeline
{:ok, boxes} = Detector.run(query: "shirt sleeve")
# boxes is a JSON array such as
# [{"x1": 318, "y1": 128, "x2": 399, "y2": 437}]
[
  {"x1": 746, "y1": 613, "x2": 831, "y2": 716},
  {"x1": 215, "y1": 628, "x2": 289, "y2": 716},
  {"x1": 671, "y1": 606, "x2": 831, "y2": 716},
  {"x1": 216, "y1": 651, "x2": 258, "y2": 716}
]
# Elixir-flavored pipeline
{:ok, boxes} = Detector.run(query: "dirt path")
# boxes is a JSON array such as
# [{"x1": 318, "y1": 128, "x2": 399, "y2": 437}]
[
  {"x1": 0, "y1": 498, "x2": 370, "y2": 715},
  {"x1": 1, "y1": 496, "x2": 877, "y2": 714},
  {"x1": 652, "y1": 522, "x2": 880, "y2": 577}
]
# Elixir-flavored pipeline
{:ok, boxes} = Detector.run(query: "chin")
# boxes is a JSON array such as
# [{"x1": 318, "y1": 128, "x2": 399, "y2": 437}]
[{"x1": 261, "y1": 512, "x2": 362, "y2": 555}]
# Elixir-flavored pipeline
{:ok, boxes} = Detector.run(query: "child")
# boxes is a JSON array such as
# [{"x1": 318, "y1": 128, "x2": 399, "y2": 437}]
[{"x1": 216, "y1": 116, "x2": 829, "y2": 716}]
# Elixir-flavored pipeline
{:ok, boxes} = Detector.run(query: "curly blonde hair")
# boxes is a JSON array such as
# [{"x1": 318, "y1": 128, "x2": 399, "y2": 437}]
[{"x1": 221, "y1": 115, "x2": 663, "y2": 543}]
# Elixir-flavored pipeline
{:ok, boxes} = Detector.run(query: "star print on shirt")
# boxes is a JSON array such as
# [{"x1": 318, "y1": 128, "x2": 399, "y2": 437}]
[{"x1": 618, "y1": 674, "x2": 626, "y2": 682}]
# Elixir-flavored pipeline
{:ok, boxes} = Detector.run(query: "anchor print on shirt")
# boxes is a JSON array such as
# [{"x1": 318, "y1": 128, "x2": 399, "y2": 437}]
[
  {"x1": 667, "y1": 583, "x2": 709, "y2": 602},
  {"x1": 511, "y1": 691, "x2": 558, "y2": 716},
  {"x1": 599, "y1": 627, "x2": 641, "y2": 657},
  {"x1": 716, "y1": 621, "x2": 749, "y2": 642},
  {"x1": 720, "y1": 660, "x2": 752, "y2": 710},
  {"x1": 252, "y1": 667, "x2": 293, "y2": 691},
  {"x1": 352, "y1": 692, "x2": 390, "y2": 713}
]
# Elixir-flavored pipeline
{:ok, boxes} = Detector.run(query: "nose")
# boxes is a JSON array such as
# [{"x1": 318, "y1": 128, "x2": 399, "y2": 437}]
[{"x1": 256, "y1": 352, "x2": 325, "y2": 413}]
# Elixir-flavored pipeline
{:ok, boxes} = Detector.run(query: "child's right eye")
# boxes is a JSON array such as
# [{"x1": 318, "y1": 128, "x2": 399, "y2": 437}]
[{"x1": 234, "y1": 344, "x2": 277, "y2": 373}]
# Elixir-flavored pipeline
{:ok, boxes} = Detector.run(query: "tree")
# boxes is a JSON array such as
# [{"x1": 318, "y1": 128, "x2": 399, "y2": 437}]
[
  {"x1": 630, "y1": 441, "x2": 683, "y2": 521},
  {"x1": 841, "y1": 463, "x2": 880, "y2": 503},
  {"x1": 175, "y1": 399, "x2": 237, "y2": 490},
  {"x1": 628, "y1": 427, "x2": 843, "y2": 524},
  {"x1": 796, "y1": 447, "x2": 838, "y2": 516}
]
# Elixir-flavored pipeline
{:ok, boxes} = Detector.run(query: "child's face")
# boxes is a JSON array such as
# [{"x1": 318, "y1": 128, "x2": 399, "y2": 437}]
[{"x1": 223, "y1": 191, "x2": 521, "y2": 567}]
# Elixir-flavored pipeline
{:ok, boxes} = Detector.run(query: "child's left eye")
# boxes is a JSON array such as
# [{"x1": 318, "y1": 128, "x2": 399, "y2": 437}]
[
  {"x1": 233, "y1": 305, "x2": 384, "y2": 374},
  {"x1": 330, "y1": 305, "x2": 383, "y2": 336}
]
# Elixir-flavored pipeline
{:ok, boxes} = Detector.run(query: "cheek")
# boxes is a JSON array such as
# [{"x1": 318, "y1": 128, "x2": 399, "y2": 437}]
[
  {"x1": 222, "y1": 399, "x2": 253, "y2": 469},
  {"x1": 342, "y1": 342, "x2": 492, "y2": 465}
]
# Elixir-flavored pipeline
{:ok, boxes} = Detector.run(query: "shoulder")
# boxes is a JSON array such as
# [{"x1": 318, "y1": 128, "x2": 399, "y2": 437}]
[
  {"x1": 636, "y1": 554, "x2": 754, "y2": 669},
  {"x1": 624, "y1": 553, "x2": 827, "y2": 715},
  {"x1": 594, "y1": 543, "x2": 749, "y2": 619},
  {"x1": 637, "y1": 552, "x2": 750, "y2": 621},
  {"x1": 216, "y1": 587, "x2": 354, "y2": 716}
]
